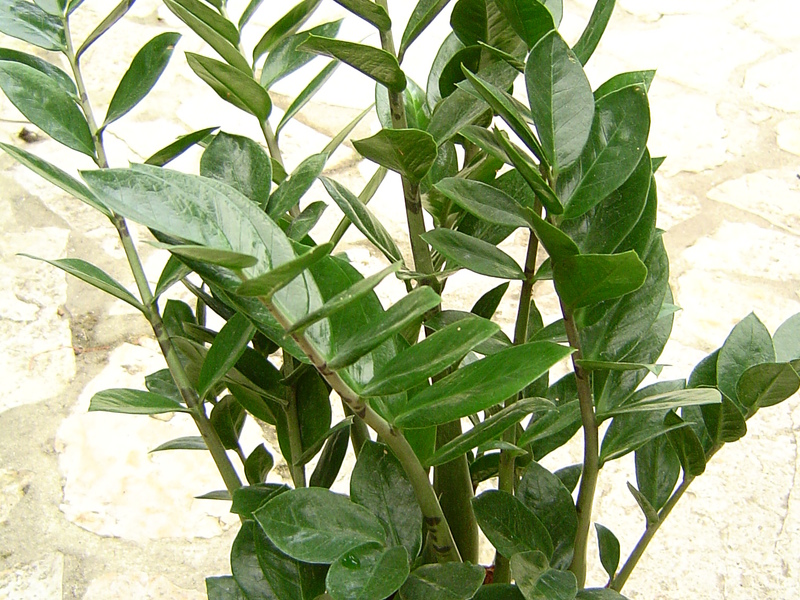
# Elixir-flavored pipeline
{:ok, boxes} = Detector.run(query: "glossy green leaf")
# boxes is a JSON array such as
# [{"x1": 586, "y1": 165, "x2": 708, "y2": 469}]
[
  {"x1": 210, "y1": 395, "x2": 246, "y2": 449},
  {"x1": 517, "y1": 461, "x2": 578, "y2": 570},
  {"x1": 422, "y1": 228, "x2": 525, "y2": 279},
  {"x1": 595, "y1": 523, "x2": 620, "y2": 580},
  {"x1": 31, "y1": 0, "x2": 66, "y2": 16},
  {"x1": 276, "y1": 60, "x2": 339, "y2": 135},
  {"x1": 0, "y1": 0, "x2": 65, "y2": 50},
  {"x1": 186, "y1": 52, "x2": 271, "y2": 122},
  {"x1": 554, "y1": 251, "x2": 647, "y2": 311},
  {"x1": 326, "y1": 543, "x2": 408, "y2": 600},
  {"x1": 525, "y1": 30, "x2": 594, "y2": 172},
  {"x1": 450, "y1": 0, "x2": 486, "y2": 47},
  {"x1": 495, "y1": 0, "x2": 555, "y2": 49},
  {"x1": 634, "y1": 435, "x2": 680, "y2": 512},
  {"x1": 399, "y1": 0, "x2": 453, "y2": 62},
  {"x1": 299, "y1": 35, "x2": 406, "y2": 92},
  {"x1": 267, "y1": 153, "x2": 327, "y2": 218},
  {"x1": 244, "y1": 443, "x2": 273, "y2": 485},
  {"x1": 473, "y1": 490, "x2": 553, "y2": 559},
  {"x1": 237, "y1": 243, "x2": 333, "y2": 298},
  {"x1": 200, "y1": 131, "x2": 271, "y2": 208},
  {"x1": 198, "y1": 312, "x2": 255, "y2": 398},
  {"x1": 576, "y1": 590, "x2": 631, "y2": 600},
  {"x1": 89, "y1": 389, "x2": 189, "y2": 414},
  {"x1": 594, "y1": 70, "x2": 656, "y2": 103},
  {"x1": 170, "y1": 0, "x2": 238, "y2": 45},
  {"x1": 572, "y1": 0, "x2": 615, "y2": 65},
  {"x1": 20, "y1": 255, "x2": 142, "y2": 310},
  {"x1": 557, "y1": 85, "x2": 650, "y2": 219},
  {"x1": 321, "y1": 176, "x2": 404, "y2": 263},
  {"x1": 472, "y1": 584, "x2": 526, "y2": 600},
  {"x1": 511, "y1": 551, "x2": 578, "y2": 600},
  {"x1": 434, "y1": 177, "x2": 531, "y2": 228},
  {"x1": 426, "y1": 31, "x2": 463, "y2": 106},
  {"x1": 308, "y1": 422, "x2": 350, "y2": 488},
  {"x1": 427, "y1": 398, "x2": 553, "y2": 467},
  {"x1": 239, "y1": 0, "x2": 264, "y2": 29},
  {"x1": 737, "y1": 362, "x2": 800, "y2": 413},
  {"x1": 260, "y1": 20, "x2": 342, "y2": 88},
  {"x1": 231, "y1": 484, "x2": 289, "y2": 517},
  {"x1": 144, "y1": 126, "x2": 218, "y2": 166},
  {"x1": 0, "y1": 62, "x2": 94, "y2": 157},
  {"x1": 717, "y1": 312, "x2": 775, "y2": 407},
  {"x1": 287, "y1": 201, "x2": 327, "y2": 240},
  {"x1": 103, "y1": 32, "x2": 180, "y2": 127},
  {"x1": 459, "y1": 124, "x2": 512, "y2": 163},
  {"x1": 157, "y1": 244, "x2": 258, "y2": 269},
  {"x1": 145, "y1": 369, "x2": 182, "y2": 404},
  {"x1": 396, "y1": 341, "x2": 573, "y2": 428},
  {"x1": 206, "y1": 576, "x2": 246, "y2": 600},
  {"x1": 293, "y1": 417, "x2": 352, "y2": 467},
  {"x1": 327, "y1": 286, "x2": 441, "y2": 370},
  {"x1": 352, "y1": 128, "x2": 437, "y2": 182},
  {"x1": 332, "y1": 0, "x2": 390, "y2": 31},
  {"x1": 154, "y1": 255, "x2": 191, "y2": 299},
  {"x1": 275, "y1": 368, "x2": 331, "y2": 463},
  {"x1": 399, "y1": 563, "x2": 486, "y2": 600},
  {"x1": 665, "y1": 412, "x2": 705, "y2": 476},
  {"x1": 377, "y1": 78, "x2": 430, "y2": 131},
  {"x1": 471, "y1": 282, "x2": 509, "y2": 319},
  {"x1": 150, "y1": 436, "x2": 206, "y2": 452},
  {"x1": 74, "y1": 0, "x2": 136, "y2": 59},
  {"x1": 575, "y1": 360, "x2": 662, "y2": 375},
  {"x1": 254, "y1": 487, "x2": 386, "y2": 563},
  {"x1": 351, "y1": 441, "x2": 423, "y2": 559},
  {"x1": 0, "y1": 48, "x2": 74, "y2": 96},
  {"x1": 600, "y1": 387, "x2": 719, "y2": 420},
  {"x1": 774, "y1": 313, "x2": 800, "y2": 363},
  {"x1": 362, "y1": 315, "x2": 499, "y2": 397},
  {"x1": 253, "y1": 0, "x2": 321, "y2": 62}
]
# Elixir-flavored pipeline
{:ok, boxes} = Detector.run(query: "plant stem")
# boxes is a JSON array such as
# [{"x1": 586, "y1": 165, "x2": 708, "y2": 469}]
[
  {"x1": 282, "y1": 352, "x2": 307, "y2": 488},
  {"x1": 564, "y1": 304, "x2": 599, "y2": 587}
]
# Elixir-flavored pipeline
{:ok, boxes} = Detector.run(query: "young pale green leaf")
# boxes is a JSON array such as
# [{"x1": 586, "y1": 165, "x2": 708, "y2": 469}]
[
  {"x1": 434, "y1": 177, "x2": 531, "y2": 228},
  {"x1": 276, "y1": 60, "x2": 339, "y2": 135},
  {"x1": 197, "y1": 312, "x2": 256, "y2": 398},
  {"x1": 495, "y1": 0, "x2": 554, "y2": 49},
  {"x1": 150, "y1": 436, "x2": 207, "y2": 452},
  {"x1": 200, "y1": 132, "x2": 272, "y2": 208},
  {"x1": 308, "y1": 424, "x2": 350, "y2": 488},
  {"x1": 237, "y1": 242, "x2": 333, "y2": 298},
  {"x1": 525, "y1": 30, "x2": 594, "y2": 173},
  {"x1": 326, "y1": 543, "x2": 409, "y2": 600},
  {"x1": 595, "y1": 523, "x2": 620, "y2": 581},
  {"x1": 351, "y1": 441, "x2": 423, "y2": 559},
  {"x1": 103, "y1": 32, "x2": 181, "y2": 127},
  {"x1": 557, "y1": 85, "x2": 650, "y2": 219},
  {"x1": 0, "y1": 0, "x2": 65, "y2": 50},
  {"x1": 267, "y1": 152, "x2": 327, "y2": 218},
  {"x1": 599, "y1": 387, "x2": 720, "y2": 420},
  {"x1": 399, "y1": 563, "x2": 486, "y2": 600},
  {"x1": 90, "y1": 389, "x2": 189, "y2": 414},
  {"x1": 665, "y1": 412, "x2": 706, "y2": 476},
  {"x1": 554, "y1": 251, "x2": 647, "y2": 311},
  {"x1": 75, "y1": 0, "x2": 136, "y2": 59},
  {"x1": 422, "y1": 228, "x2": 525, "y2": 279},
  {"x1": 31, "y1": 0, "x2": 66, "y2": 16},
  {"x1": 396, "y1": 341, "x2": 573, "y2": 428},
  {"x1": 352, "y1": 128, "x2": 437, "y2": 183},
  {"x1": 571, "y1": 0, "x2": 616, "y2": 66},
  {"x1": 299, "y1": 35, "x2": 407, "y2": 92},
  {"x1": 0, "y1": 48, "x2": 75, "y2": 96},
  {"x1": 157, "y1": 244, "x2": 259, "y2": 269},
  {"x1": 332, "y1": 0, "x2": 390, "y2": 31},
  {"x1": 253, "y1": 487, "x2": 386, "y2": 563},
  {"x1": 426, "y1": 397, "x2": 553, "y2": 467},
  {"x1": 327, "y1": 286, "x2": 441, "y2": 370},
  {"x1": 774, "y1": 313, "x2": 800, "y2": 363},
  {"x1": 185, "y1": 52, "x2": 271, "y2": 122},
  {"x1": 20, "y1": 255, "x2": 143, "y2": 310},
  {"x1": 144, "y1": 126, "x2": 218, "y2": 166},
  {"x1": 238, "y1": 0, "x2": 264, "y2": 29},
  {"x1": 260, "y1": 20, "x2": 341, "y2": 88},
  {"x1": 473, "y1": 490, "x2": 554, "y2": 560},
  {"x1": 361, "y1": 314, "x2": 500, "y2": 396},
  {"x1": 737, "y1": 362, "x2": 800, "y2": 413},
  {"x1": 287, "y1": 201, "x2": 327, "y2": 240},
  {"x1": 717, "y1": 312, "x2": 775, "y2": 407},
  {"x1": 244, "y1": 443, "x2": 273, "y2": 485},
  {"x1": 399, "y1": 0, "x2": 452, "y2": 62},
  {"x1": 321, "y1": 177, "x2": 404, "y2": 264},
  {"x1": 634, "y1": 435, "x2": 679, "y2": 512},
  {"x1": 253, "y1": 0, "x2": 321, "y2": 62},
  {"x1": 0, "y1": 62, "x2": 94, "y2": 158}
]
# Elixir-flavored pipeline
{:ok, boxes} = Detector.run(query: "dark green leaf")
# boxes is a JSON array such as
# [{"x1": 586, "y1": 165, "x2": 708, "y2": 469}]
[
  {"x1": 239, "y1": 0, "x2": 264, "y2": 29},
  {"x1": 198, "y1": 312, "x2": 255, "y2": 397},
  {"x1": 399, "y1": 0, "x2": 453, "y2": 62},
  {"x1": 244, "y1": 443, "x2": 273, "y2": 484},
  {"x1": 260, "y1": 20, "x2": 342, "y2": 88},
  {"x1": 332, "y1": 0, "x2": 390, "y2": 31},
  {"x1": 601, "y1": 387, "x2": 720, "y2": 419},
  {"x1": 572, "y1": 0, "x2": 615, "y2": 65},
  {"x1": 773, "y1": 313, "x2": 800, "y2": 363},
  {"x1": 206, "y1": 575, "x2": 246, "y2": 600},
  {"x1": 326, "y1": 543, "x2": 409, "y2": 600},
  {"x1": 0, "y1": 0, "x2": 65, "y2": 50},
  {"x1": 308, "y1": 422, "x2": 350, "y2": 488},
  {"x1": 200, "y1": 131, "x2": 271, "y2": 208},
  {"x1": 665, "y1": 412, "x2": 706, "y2": 476},
  {"x1": 434, "y1": 177, "x2": 531, "y2": 228},
  {"x1": 450, "y1": 0, "x2": 486, "y2": 47},
  {"x1": 472, "y1": 584, "x2": 525, "y2": 600},
  {"x1": 299, "y1": 34, "x2": 406, "y2": 92},
  {"x1": 154, "y1": 255, "x2": 191, "y2": 298},
  {"x1": 399, "y1": 563, "x2": 486, "y2": 600},
  {"x1": 89, "y1": 388, "x2": 189, "y2": 414},
  {"x1": 0, "y1": 62, "x2": 94, "y2": 157},
  {"x1": 554, "y1": 464, "x2": 581, "y2": 494},
  {"x1": 594, "y1": 523, "x2": 620, "y2": 580},
  {"x1": 237, "y1": 243, "x2": 332, "y2": 298},
  {"x1": 74, "y1": 0, "x2": 136, "y2": 60},
  {"x1": 254, "y1": 487, "x2": 386, "y2": 563},
  {"x1": 145, "y1": 126, "x2": 218, "y2": 166},
  {"x1": 635, "y1": 435, "x2": 679, "y2": 511},
  {"x1": 149, "y1": 436, "x2": 206, "y2": 452},
  {"x1": 210, "y1": 395, "x2": 246, "y2": 449},
  {"x1": 186, "y1": 52, "x2": 271, "y2": 121},
  {"x1": 276, "y1": 60, "x2": 339, "y2": 135},
  {"x1": 422, "y1": 228, "x2": 525, "y2": 279},
  {"x1": 518, "y1": 398, "x2": 581, "y2": 457},
  {"x1": 377, "y1": 78, "x2": 430, "y2": 130},
  {"x1": 231, "y1": 483, "x2": 289, "y2": 517},
  {"x1": 276, "y1": 368, "x2": 331, "y2": 462},
  {"x1": 594, "y1": 70, "x2": 656, "y2": 102},
  {"x1": 737, "y1": 362, "x2": 800, "y2": 413},
  {"x1": 426, "y1": 31, "x2": 463, "y2": 106},
  {"x1": 352, "y1": 128, "x2": 437, "y2": 182},
  {"x1": 717, "y1": 312, "x2": 775, "y2": 407},
  {"x1": 471, "y1": 282, "x2": 509, "y2": 319},
  {"x1": 253, "y1": 0, "x2": 321, "y2": 62},
  {"x1": 287, "y1": 201, "x2": 327, "y2": 240},
  {"x1": 511, "y1": 551, "x2": 578, "y2": 600},
  {"x1": 294, "y1": 417, "x2": 352, "y2": 466},
  {"x1": 0, "y1": 48, "x2": 74, "y2": 96},
  {"x1": 699, "y1": 395, "x2": 747, "y2": 446},
  {"x1": 168, "y1": 0, "x2": 238, "y2": 45},
  {"x1": 145, "y1": 369, "x2": 182, "y2": 403},
  {"x1": 157, "y1": 244, "x2": 258, "y2": 269},
  {"x1": 554, "y1": 251, "x2": 647, "y2": 311},
  {"x1": 267, "y1": 152, "x2": 327, "y2": 218},
  {"x1": 473, "y1": 490, "x2": 553, "y2": 559},
  {"x1": 576, "y1": 590, "x2": 631, "y2": 600},
  {"x1": 495, "y1": 0, "x2": 554, "y2": 49}
]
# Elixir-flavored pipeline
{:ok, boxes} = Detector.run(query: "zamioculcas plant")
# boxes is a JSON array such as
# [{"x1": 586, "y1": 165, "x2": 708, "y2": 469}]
[{"x1": 2, "y1": 0, "x2": 799, "y2": 598}]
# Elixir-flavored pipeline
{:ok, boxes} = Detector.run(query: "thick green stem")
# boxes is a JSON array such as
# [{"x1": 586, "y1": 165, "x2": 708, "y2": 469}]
[
  {"x1": 564, "y1": 306, "x2": 599, "y2": 587},
  {"x1": 282, "y1": 353, "x2": 307, "y2": 488}
]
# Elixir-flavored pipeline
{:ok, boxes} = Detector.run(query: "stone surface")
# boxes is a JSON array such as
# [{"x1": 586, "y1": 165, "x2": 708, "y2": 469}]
[
  {"x1": 0, "y1": 469, "x2": 31, "y2": 525},
  {"x1": 0, "y1": 554, "x2": 63, "y2": 600},
  {"x1": 745, "y1": 50, "x2": 800, "y2": 113},
  {"x1": 777, "y1": 118, "x2": 800, "y2": 155},
  {"x1": 82, "y1": 572, "x2": 204, "y2": 600}
]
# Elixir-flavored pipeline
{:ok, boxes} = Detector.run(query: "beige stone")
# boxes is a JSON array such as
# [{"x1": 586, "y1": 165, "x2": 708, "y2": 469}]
[{"x1": 0, "y1": 554, "x2": 63, "y2": 600}]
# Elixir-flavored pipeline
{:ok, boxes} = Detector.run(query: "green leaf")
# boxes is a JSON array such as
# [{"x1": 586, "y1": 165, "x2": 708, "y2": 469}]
[
  {"x1": 428, "y1": 398, "x2": 551, "y2": 468},
  {"x1": 287, "y1": 201, "x2": 327, "y2": 240},
  {"x1": 737, "y1": 362, "x2": 800, "y2": 413},
  {"x1": 327, "y1": 286, "x2": 441, "y2": 370},
  {"x1": 450, "y1": 0, "x2": 486, "y2": 47},
  {"x1": 473, "y1": 490, "x2": 553, "y2": 559},
  {"x1": 557, "y1": 85, "x2": 650, "y2": 219},
  {"x1": 697, "y1": 395, "x2": 746, "y2": 447},
  {"x1": 774, "y1": 313, "x2": 800, "y2": 362},
  {"x1": 157, "y1": 244, "x2": 258, "y2": 269},
  {"x1": 399, "y1": 0, "x2": 453, "y2": 62},
  {"x1": 150, "y1": 436, "x2": 206, "y2": 452},
  {"x1": 244, "y1": 443, "x2": 273, "y2": 485},
  {"x1": 525, "y1": 30, "x2": 594, "y2": 172},
  {"x1": 275, "y1": 369, "x2": 331, "y2": 463},
  {"x1": 572, "y1": 0, "x2": 616, "y2": 66},
  {"x1": 517, "y1": 461, "x2": 578, "y2": 570},
  {"x1": 197, "y1": 312, "x2": 256, "y2": 398},
  {"x1": 103, "y1": 32, "x2": 181, "y2": 127},
  {"x1": 20, "y1": 255, "x2": 142, "y2": 311},
  {"x1": 576, "y1": 590, "x2": 631, "y2": 600},
  {"x1": 254, "y1": 487, "x2": 386, "y2": 563},
  {"x1": 276, "y1": 60, "x2": 339, "y2": 135},
  {"x1": 154, "y1": 255, "x2": 191, "y2": 299},
  {"x1": 377, "y1": 79, "x2": 430, "y2": 130},
  {"x1": 89, "y1": 389, "x2": 189, "y2": 414},
  {"x1": 518, "y1": 398, "x2": 580, "y2": 456},
  {"x1": 145, "y1": 126, "x2": 218, "y2": 166},
  {"x1": 253, "y1": 0, "x2": 321, "y2": 62},
  {"x1": 326, "y1": 543, "x2": 409, "y2": 600},
  {"x1": 200, "y1": 131, "x2": 271, "y2": 208},
  {"x1": 352, "y1": 128, "x2": 437, "y2": 182},
  {"x1": 260, "y1": 20, "x2": 342, "y2": 88},
  {"x1": 0, "y1": 48, "x2": 75, "y2": 96},
  {"x1": 206, "y1": 576, "x2": 246, "y2": 600},
  {"x1": 472, "y1": 584, "x2": 525, "y2": 600},
  {"x1": 237, "y1": 243, "x2": 333, "y2": 298},
  {"x1": 554, "y1": 251, "x2": 647, "y2": 311},
  {"x1": 267, "y1": 152, "x2": 327, "y2": 218},
  {"x1": 32, "y1": 0, "x2": 66, "y2": 16},
  {"x1": 511, "y1": 551, "x2": 578, "y2": 600},
  {"x1": 332, "y1": 0, "x2": 390, "y2": 31},
  {"x1": 422, "y1": 228, "x2": 525, "y2": 280},
  {"x1": 321, "y1": 177, "x2": 404, "y2": 264},
  {"x1": 294, "y1": 417, "x2": 352, "y2": 466},
  {"x1": 210, "y1": 395, "x2": 246, "y2": 449},
  {"x1": 351, "y1": 441, "x2": 423, "y2": 559},
  {"x1": 0, "y1": 62, "x2": 94, "y2": 157},
  {"x1": 634, "y1": 435, "x2": 680, "y2": 511},
  {"x1": 170, "y1": 0, "x2": 238, "y2": 46},
  {"x1": 362, "y1": 315, "x2": 500, "y2": 397},
  {"x1": 231, "y1": 484, "x2": 289, "y2": 517},
  {"x1": 595, "y1": 523, "x2": 620, "y2": 580},
  {"x1": 74, "y1": 0, "x2": 136, "y2": 60},
  {"x1": 665, "y1": 412, "x2": 706, "y2": 476},
  {"x1": 238, "y1": 0, "x2": 264, "y2": 29},
  {"x1": 396, "y1": 341, "x2": 573, "y2": 428},
  {"x1": 299, "y1": 34, "x2": 406, "y2": 92},
  {"x1": 434, "y1": 177, "x2": 531, "y2": 229},
  {"x1": 495, "y1": 0, "x2": 555, "y2": 49},
  {"x1": 186, "y1": 52, "x2": 271, "y2": 122},
  {"x1": 471, "y1": 282, "x2": 509, "y2": 319},
  {"x1": 322, "y1": 103, "x2": 373, "y2": 157},
  {"x1": 717, "y1": 312, "x2": 776, "y2": 407},
  {"x1": 594, "y1": 71, "x2": 656, "y2": 102},
  {"x1": 308, "y1": 423, "x2": 350, "y2": 488},
  {"x1": 600, "y1": 387, "x2": 720, "y2": 420},
  {"x1": 399, "y1": 563, "x2": 486, "y2": 600},
  {"x1": 0, "y1": 0, "x2": 65, "y2": 50},
  {"x1": 575, "y1": 360, "x2": 662, "y2": 376}
]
